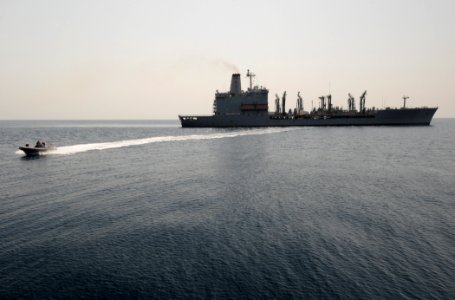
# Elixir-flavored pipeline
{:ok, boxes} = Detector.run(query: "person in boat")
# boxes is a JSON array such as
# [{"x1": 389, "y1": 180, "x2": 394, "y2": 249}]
[{"x1": 35, "y1": 140, "x2": 42, "y2": 148}]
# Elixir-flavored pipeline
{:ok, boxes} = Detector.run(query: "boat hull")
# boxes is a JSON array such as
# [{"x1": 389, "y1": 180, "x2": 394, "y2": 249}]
[{"x1": 19, "y1": 146, "x2": 55, "y2": 156}]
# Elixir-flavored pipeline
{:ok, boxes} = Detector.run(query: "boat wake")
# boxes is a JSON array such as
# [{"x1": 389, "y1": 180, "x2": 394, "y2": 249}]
[{"x1": 16, "y1": 128, "x2": 291, "y2": 156}]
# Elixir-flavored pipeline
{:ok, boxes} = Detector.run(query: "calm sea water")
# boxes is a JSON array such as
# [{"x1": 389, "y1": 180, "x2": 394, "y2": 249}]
[{"x1": 0, "y1": 120, "x2": 454, "y2": 299}]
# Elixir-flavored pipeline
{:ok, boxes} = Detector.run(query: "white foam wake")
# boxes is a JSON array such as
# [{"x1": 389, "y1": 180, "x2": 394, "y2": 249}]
[{"x1": 16, "y1": 128, "x2": 290, "y2": 156}]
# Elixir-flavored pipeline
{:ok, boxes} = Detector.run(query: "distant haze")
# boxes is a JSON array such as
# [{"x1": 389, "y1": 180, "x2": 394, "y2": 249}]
[{"x1": 1, "y1": 0, "x2": 454, "y2": 119}]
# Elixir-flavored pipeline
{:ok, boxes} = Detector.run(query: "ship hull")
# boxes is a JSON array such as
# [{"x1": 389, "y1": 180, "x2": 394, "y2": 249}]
[{"x1": 180, "y1": 107, "x2": 438, "y2": 127}]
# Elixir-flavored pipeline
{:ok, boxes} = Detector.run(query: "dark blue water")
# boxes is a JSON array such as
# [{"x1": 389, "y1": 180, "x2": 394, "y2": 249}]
[{"x1": 1, "y1": 120, "x2": 454, "y2": 299}]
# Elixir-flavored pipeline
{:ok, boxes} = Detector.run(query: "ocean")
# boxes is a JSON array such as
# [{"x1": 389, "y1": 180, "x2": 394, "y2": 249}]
[{"x1": 0, "y1": 120, "x2": 454, "y2": 299}]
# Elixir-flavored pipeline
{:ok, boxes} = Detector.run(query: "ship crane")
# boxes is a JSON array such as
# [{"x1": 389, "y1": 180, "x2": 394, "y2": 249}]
[
  {"x1": 348, "y1": 93, "x2": 355, "y2": 111},
  {"x1": 295, "y1": 92, "x2": 300, "y2": 112},
  {"x1": 319, "y1": 96, "x2": 326, "y2": 110},
  {"x1": 275, "y1": 94, "x2": 281, "y2": 114},
  {"x1": 402, "y1": 96, "x2": 409, "y2": 108},
  {"x1": 282, "y1": 91, "x2": 287, "y2": 114},
  {"x1": 246, "y1": 69, "x2": 256, "y2": 91},
  {"x1": 359, "y1": 90, "x2": 367, "y2": 112},
  {"x1": 327, "y1": 94, "x2": 332, "y2": 112},
  {"x1": 296, "y1": 92, "x2": 303, "y2": 112}
]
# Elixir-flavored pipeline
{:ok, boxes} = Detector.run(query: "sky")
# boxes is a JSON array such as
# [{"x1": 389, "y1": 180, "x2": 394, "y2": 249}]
[{"x1": 0, "y1": 0, "x2": 454, "y2": 119}]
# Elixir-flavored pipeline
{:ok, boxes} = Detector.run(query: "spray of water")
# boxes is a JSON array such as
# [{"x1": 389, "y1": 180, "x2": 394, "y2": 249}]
[{"x1": 16, "y1": 128, "x2": 290, "y2": 156}]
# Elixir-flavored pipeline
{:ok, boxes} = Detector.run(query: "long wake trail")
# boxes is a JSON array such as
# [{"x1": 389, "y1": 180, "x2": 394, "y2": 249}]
[{"x1": 16, "y1": 128, "x2": 291, "y2": 156}]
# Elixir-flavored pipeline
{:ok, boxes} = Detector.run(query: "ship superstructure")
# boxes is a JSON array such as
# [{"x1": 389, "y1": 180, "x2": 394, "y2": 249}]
[
  {"x1": 212, "y1": 71, "x2": 269, "y2": 117},
  {"x1": 179, "y1": 71, "x2": 437, "y2": 127}
]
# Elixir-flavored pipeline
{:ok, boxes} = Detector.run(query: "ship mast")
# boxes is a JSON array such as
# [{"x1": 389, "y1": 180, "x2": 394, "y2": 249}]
[
  {"x1": 402, "y1": 96, "x2": 409, "y2": 108},
  {"x1": 246, "y1": 69, "x2": 255, "y2": 90}
]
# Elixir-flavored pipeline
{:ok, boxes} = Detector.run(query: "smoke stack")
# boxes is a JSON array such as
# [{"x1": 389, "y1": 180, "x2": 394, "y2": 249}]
[{"x1": 230, "y1": 73, "x2": 241, "y2": 95}]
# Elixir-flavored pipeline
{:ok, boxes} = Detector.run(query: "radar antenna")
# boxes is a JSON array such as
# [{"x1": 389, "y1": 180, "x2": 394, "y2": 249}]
[
  {"x1": 402, "y1": 95, "x2": 409, "y2": 108},
  {"x1": 246, "y1": 69, "x2": 256, "y2": 91}
]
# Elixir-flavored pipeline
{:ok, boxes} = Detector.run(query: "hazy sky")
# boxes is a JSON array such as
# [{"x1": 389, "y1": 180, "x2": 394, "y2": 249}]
[{"x1": 1, "y1": 0, "x2": 454, "y2": 119}]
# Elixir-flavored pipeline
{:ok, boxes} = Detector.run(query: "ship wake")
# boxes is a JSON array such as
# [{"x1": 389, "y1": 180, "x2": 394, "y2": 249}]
[{"x1": 16, "y1": 128, "x2": 290, "y2": 156}]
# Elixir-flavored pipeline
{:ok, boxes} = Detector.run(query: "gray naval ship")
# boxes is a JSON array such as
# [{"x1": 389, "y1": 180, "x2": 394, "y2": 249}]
[{"x1": 179, "y1": 70, "x2": 437, "y2": 127}]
